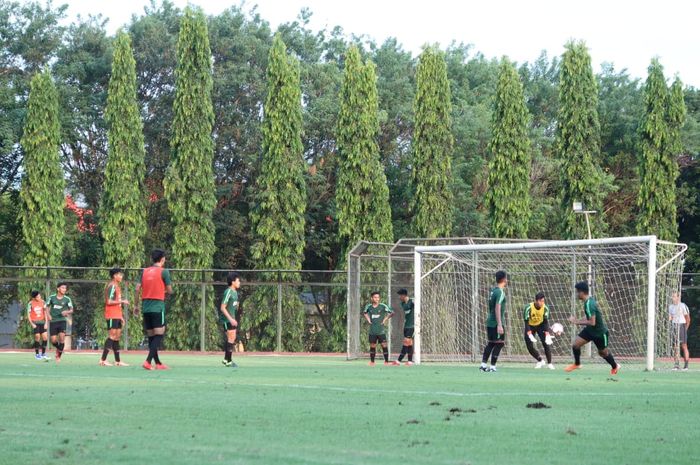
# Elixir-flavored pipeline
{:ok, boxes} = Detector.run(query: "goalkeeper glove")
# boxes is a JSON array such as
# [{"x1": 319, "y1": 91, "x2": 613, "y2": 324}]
[
  {"x1": 527, "y1": 332, "x2": 537, "y2": 343},
  {"x1": 545, "y1": 334, "x2": 554, "y2": 345}
]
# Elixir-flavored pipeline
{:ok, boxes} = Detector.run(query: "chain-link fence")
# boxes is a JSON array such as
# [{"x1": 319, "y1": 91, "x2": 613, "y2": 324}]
[{"x1": 0, "y1": 266, "x2": 347, "y2": 353}]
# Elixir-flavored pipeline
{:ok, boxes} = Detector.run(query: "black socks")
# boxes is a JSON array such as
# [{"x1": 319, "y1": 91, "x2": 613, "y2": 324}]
[
  {"x1": 490, "y1": 344, "x2": 503, "y2": 366},
  {"x1": 398, "y1": 345, "x2": 407, "y2": 361},
  {"x1": 101, "y1": 338, "x2": 113, "y2": 361},
  {"x1": 369, "y1": 347, "x2": 376, "y2": 363},
  {"x1": 225, "y1": 342, "x2": 234, "y2": 362},
  {"x1": 407, "y1": 345, "x2": 413, "y2": 362},
  {"x1": 573, "y1": 347, "x2": 581, "y2": 365},
  {"x1": 147, "y1": 335, "x2": 163, "y2": 365},
  {"x1": 382, "y1": 346, "x2": 389, "y2": 362},
  {"x1": 34, "y1": 340, "x2": 40, "y2": 355},
  {"x1": 603, "y1": 353, "x2": 617, "y2": 369},
  {"x1": 112, "y1": 340, "x2": 120, "y2": 363},
  {"x1": 482, "y1": 342, "x2": 496, "y2": 364}
]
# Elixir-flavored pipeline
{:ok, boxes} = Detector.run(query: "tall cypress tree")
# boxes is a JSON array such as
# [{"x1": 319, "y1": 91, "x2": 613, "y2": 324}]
[
  {"x1": 557, "y1": 41, "x2": 605, "y2": 239},
  {"x1": 16, "y1": 69, "x2": 64, "y2": 346},
  {"x1": 246, "y1": 35, "x2": 307, "y2": 351},
  {"x1": 486, "y1": 58, "x2": 532, "y2": 238},
  {"x1": 637, "y1": 61, "x2": 685, "y2": 241},
  {"x1": 411, "y1": 46, "x2": 454, "y2": 238},
  {"x1": 97, "y1": 31, "x2": 147, "y2": 343},
  {"x1": 335, "y1": 45, "x2": 393, "y2": 250},
  {"x1": 163, "y1": 7, "x2": 217, "y2": 349}
]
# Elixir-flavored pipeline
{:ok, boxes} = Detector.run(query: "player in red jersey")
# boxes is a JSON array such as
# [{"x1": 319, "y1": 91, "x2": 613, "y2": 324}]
[
  {"x1": 27, "y1": 290, "x2": 49, "y2": 361},
  {"x1": 100, "y1": 268, "x2": 130, "y2": 366}
]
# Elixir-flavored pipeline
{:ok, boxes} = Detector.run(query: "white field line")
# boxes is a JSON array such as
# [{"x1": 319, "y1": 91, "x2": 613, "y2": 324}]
[{"x1": 0, "y1": 372, "x2": 695, "y2": 398}]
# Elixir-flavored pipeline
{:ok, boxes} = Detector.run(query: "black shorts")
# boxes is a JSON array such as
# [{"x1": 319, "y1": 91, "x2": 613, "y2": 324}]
[
  {"x1": 106, "y1": 319, "x2": 123, "y2": 330},
  {"x1": 222, "y1": 321, "x2": 238, "y2": 331},
  {"x1": 578, "y1": 327, "x2": 609, "y2": 350},
  {"x1": 487, "y1": 326, "x2": 505, "y2": 343},
  {"x1": 403, "y1": 328, "x2": 415, "y2": 338},
  {"x1": 369, "y1": 334, "x2": 387, "y2": 344},
  {"x1": 523, "y1": 326, "x2": 547, "y2": 343},
  {"x1": 49, "y1": 321, "x2": 67, "y2": 336},
  {"x1": 33, "y1": 323, "x2": 46, "y2": 334},
  {"x1": 142, "y1": 311, "x2": 165, "y2": 330}
]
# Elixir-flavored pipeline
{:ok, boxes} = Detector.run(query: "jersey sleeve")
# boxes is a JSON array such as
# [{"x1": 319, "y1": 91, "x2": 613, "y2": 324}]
[
  {"x1": 544, "y1": 305, "x2": 550, "y2": 319},
  {"x1": 162, "y1": 269, "x2": 172, "y2": 285},
  {"x1": 495, "y1": 288, "x2": 505, "y2": 305},
  {"x1": 221, "y1": 289, "x2": 230, "y2": 307},
  {"x1": 584, "y1": 299, "x2": 597, "y2": 319},
  {"x1": 363, "y1": 304, "x2": 371, "y2": 314},
  {"x1": 66, "y1": 296, "x2": 74, "y2": 308},
  {"x1": 523, "y1": 304, "x2": 531, "y2": 322},
  {"x1": 682, "y1": 303, "x2": 690, "y2": 316},
  {"x1": 384, "y1": 304, "x2": 393, "y2": 314},
  {"x1": 107, "y1": 285, "x2": 116, "y2": 302},
  {"x1": 26, "y1": 302, "x2": 31, "y2": 315}
]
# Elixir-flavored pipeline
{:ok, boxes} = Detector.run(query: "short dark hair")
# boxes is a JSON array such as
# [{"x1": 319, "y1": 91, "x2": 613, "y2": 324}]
[
  {"x1": 56, "y1": 282, "x2": 68, "y2": 289},
  {"x1": 495, "y1": 270, "x2": 507, "y2": 283},
  {"x1": 575, "y1": 281, "x2": 589, "y2": 294},
  {"x1": 30, "y1": 290, "x2": 40, "y2": 298},
  {"x1": 397, "y1": 288, "x2": 408, "y2": 296},
  {"x1": 151, "y1": 248, "x2": 166, "y2": 263},
  {"x1": 370, "y1": 291, "x2": 381, "y2": 297},
  {"x1": 535, "y1": 292, "x2": 545, "y2": 301},
  {"x1": 227, "y1": 272, "x2": 240, "y2": 286},
  {"x1": 109, "y1": 267, "x2": 123, "y2": 278}
]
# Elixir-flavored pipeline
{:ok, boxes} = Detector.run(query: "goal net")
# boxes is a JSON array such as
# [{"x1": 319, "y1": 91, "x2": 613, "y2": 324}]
[{"x1": 413, "y1": 236, "x2": 686, "y2": 370}]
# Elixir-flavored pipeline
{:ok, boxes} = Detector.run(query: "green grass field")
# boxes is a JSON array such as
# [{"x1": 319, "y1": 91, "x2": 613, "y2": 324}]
[{"x1": 0, "y1": 352, "x2": 697, "y2": 465}]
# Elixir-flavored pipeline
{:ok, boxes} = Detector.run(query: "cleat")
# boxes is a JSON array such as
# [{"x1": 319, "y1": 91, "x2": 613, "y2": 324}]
[
  {"x1": 385, "y1": 361, "x2": 400, "y2": 366},
  {"x1": 222, "y1": 360, "x2": 232, "y2": 367},
  {"x1": 35, "y1": 354, "x2": 42, "y2": 360},
  {"x1": 672, "y1": 366, "x2": 680, "y2": 371},
  {"x1": 682, "y1": 367, "x2": 689, "y2": 372},
  {"x1": 99, "y1": 360, "x2": 113, "y2": 366},
  {"x1": 368, "y1": 361, "x2": 375, "y2": 367},
  {"x1": 479, "y1": 363, "x2": 488, "y2": 372},
  {"x1": 564, "y1": 364, "x2": 580, "y2": 372},
  {"x1": 142, "y1": 361, "x2": 154, "y2": 371},
  {"x1": 534, "y1": 360, "x2": 545, "y2": 369},
  {"x1": 155, "y1": 363, "x2": 169, "y2": 370},
  {"x1": 547, "y1": 363, "x2": 555, "y2": 370},
  {"x1": 405, "y1": 361, "x2": 414, "y2": 366},
  {"x1": 114, "y1": 361, "x2": 130, "y2": 367},
  {"x1": 42, "y1": 355, "x2": 51, "y2": 361},
  {"x1": 610, "y1": 364, "x2": 620, "y2": 375},
  {"x1": 488, "y1": 366, "x2": 497, "y2": 372}
]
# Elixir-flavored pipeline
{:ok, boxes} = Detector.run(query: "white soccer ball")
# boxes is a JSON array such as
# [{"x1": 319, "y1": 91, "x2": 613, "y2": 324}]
[{"x1": 551, "y1": 323, "x2": 564, "y2": 336}]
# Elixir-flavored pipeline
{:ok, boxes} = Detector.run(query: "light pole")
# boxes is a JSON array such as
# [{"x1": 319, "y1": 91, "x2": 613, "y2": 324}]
[{"x1": 573, "y1": 201, "x2": 597, "y2": 358}]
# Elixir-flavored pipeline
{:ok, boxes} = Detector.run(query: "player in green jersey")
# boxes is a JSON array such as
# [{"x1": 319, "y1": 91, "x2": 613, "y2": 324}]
[
  {"x1": 480, "y1": 271, "x2": 507, "y2": 372},
  {"x1": 363, "y1": 291, "x2": 398, "y2": 366},
  {"x1": 396, "y1": 288, "x2": 415, "y2": 365},
  {"x1": 46, "y1": 282, "x2": 74, "y2": 363},
  {"x1": 566, "y1": 281, "x2": 620, "y2": 375},
  {"x1": 219, "y1": 272, "x2": 240, "y2": 368}
]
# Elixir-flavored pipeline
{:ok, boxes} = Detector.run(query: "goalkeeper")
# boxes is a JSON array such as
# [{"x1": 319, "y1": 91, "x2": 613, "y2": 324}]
[{"x1": 523, "y1": 292, "x2": 555, "y2": 370}]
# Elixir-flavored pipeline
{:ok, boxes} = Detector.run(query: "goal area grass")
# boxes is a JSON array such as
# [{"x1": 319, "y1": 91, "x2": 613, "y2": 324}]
[{"x1": 1, "y1": 352, "x2": 697, "y2": 465}]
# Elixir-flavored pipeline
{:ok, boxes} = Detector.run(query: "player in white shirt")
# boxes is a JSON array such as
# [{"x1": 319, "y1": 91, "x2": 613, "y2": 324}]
[{"x1": 668, "y1": 292, "x2": 691, "y2": 371}]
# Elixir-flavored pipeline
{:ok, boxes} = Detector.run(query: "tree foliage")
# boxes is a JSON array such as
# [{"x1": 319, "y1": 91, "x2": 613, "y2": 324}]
[
  {"x1": 411, "y1": 46, "x2": 454, "y2": 238},
  {"x1": 335, "y1": 45, "x2": 393, "y2": 250},
  {"x1": 163, "y1": 7, "x2": 217, "y2": 350},
  {"x1": 246, "y1": 35, "x2": 307, "y2": 351},
  {"x1": 486, "y1": 58, "x2": 532, "y2": 238},
  {"x1": 556, "y1": 41, "x2": 608, "y2": 239}
]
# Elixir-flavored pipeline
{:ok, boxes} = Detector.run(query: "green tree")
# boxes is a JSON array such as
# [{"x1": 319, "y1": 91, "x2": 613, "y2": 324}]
[
  {"x1": 411, "y1": 46, "x2": 454, "y2": 238},
  {"x1": 96, "y1": 31, "x2": 147, "y2": 343},
  {"x1": 163, "y1": 7, "x2": 217, "y2": 350},
  {"x1": 16, "y1": 69, "x2": 64, "y2": 346},
  {"x1": 486, "y1": 58, "x2": 532, "y2": 238},
  {"x1": 557, "y1": 41, "x2": 608, "y2": 239},
  {"x1": 245, "y1": 35, "x2": 307, "y2": 351},
  {"x1": 335, "y1": 45, "x2": 393, "y2": 250},
  {"x1": 637, "y1": 61, "x2": 685, "y2": 241}
]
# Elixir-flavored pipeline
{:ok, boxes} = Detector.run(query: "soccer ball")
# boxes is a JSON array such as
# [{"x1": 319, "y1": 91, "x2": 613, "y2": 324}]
[{"x1": 551, "y1": 323, "x2": 564, "y2": 336}]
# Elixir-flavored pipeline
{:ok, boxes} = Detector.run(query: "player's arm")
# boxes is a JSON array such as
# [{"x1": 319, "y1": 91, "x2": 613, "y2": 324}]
[
  {"x1": 45, "y1": 301, "x2": 51, "y2": 322},
  {"x1": 133, "y1": 271, "x2": 143, "y2": 315},
  {"x1": 163, "y1": 269, "x2": 173, "y2": 295},
  {"x1": 523, "y1": 305, "x2": 536, "y2": 342},
  {"x1": 363, "y1": 307, "x2": 372, "y2": 325},
  {"x1": 61, "y1": 298, "x2": 74, "y2": 317},
  {"x1": 27, "y1": 304, "x2": 36, "y2": 328},
  {"x1": 685, "y1": 305, "x2": 691, "y2": 329},
  {"x1": 382, "y1": 309, "x2": 394, "y2": 326},
  {"x1": 569, "y1": 310, "x2": 595, "y2": 326},
  {"x1": 495, "y1": 289, "x2": 504, "y2": 333},
  {"x1": 105, "y1": 285, "x2": 125, "y2": 306}
]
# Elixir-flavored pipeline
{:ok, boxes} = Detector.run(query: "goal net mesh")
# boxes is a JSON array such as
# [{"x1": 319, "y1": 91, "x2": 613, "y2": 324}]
[{"x1": 416, "y1": 239, "x2": 685, "y2": 367}]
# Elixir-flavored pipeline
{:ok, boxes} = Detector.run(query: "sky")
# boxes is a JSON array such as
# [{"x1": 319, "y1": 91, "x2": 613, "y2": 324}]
[{"x1": 58, "y1": 0, "x2": 700, "y2": 86}]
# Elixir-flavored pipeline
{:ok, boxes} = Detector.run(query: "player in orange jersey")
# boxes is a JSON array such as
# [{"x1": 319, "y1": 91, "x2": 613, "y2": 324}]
[
  {"x1": 27, "y1": 290, "x2": 49, "y2": 361},
  {"x1": 100, "y1": 268, "x2": 130, "y2": 366}
]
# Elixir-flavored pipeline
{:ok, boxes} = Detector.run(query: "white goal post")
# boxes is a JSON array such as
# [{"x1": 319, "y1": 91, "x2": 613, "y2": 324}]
[{"x1": 413, "y1": 236, "x2": 686, "y2": 370}]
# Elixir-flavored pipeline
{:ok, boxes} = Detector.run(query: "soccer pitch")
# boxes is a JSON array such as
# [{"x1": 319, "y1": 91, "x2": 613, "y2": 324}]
[{"x1": 1, "y1": 353, "x2": 697, "y2": 465}]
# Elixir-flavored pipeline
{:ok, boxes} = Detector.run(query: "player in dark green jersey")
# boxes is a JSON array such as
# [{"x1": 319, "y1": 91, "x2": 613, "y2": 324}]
[
  {"x1": 363, "y1": 291, "x2": 398, "y2": 366},
  {"x1": 46, "y1": 282, "x2": 74, "y2": 363},
  {"x1": 565, "y1": 281, "x2": 620, "y2": 375},
  {"x1": 396, "y1": 288, "x2": 415, "y2": 365},
  {"x1": 219, "y1": 272, "x2": 240, "y2": 368},
  {"x1": 480, "y1": 271, "x2": 507, "y2": 372}
]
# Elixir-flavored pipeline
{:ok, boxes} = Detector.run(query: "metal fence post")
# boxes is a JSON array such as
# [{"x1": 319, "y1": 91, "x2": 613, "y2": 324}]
[
  {"x1": 276, "y1": 271, "x2": 282, "y2": 352},
  {"x1": 200, "y1": 270, "x2": 206, "y2": 352}
]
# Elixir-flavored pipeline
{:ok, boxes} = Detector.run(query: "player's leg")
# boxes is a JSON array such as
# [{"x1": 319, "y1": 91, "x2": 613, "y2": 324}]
[
  {"x1": 368, "y1": 335, "x2": 377, "y2": 365},
  {"x1": 404, "y1": 329, "x2": 414, "y2": 364},
  {"x1": 100, "y1": 320, "x2": 114, "y2": 365},
  {"x1": 40, "y1": 331, "x2": 48, "y2": 358},
  {"x1": 596, "y1": 333, "x2": 619, "y2": 374},
  {"x1": 33, "y1": 331, "x2": 41, "y2": 358},
  {"x1": 524, "y1": 330, "x2": 543, "y2": 364},
  {"x1": 537, "y1": 328, "x2": 553, "y2": 366},
  {"x1": 489, "y1": 341, "x2": 504, "y2": 369},
  {"x1": 481, "y1": 327, "x2": 497, "y2": 370},
  {"x1": 397, "y1": 336, "x2": 408, "y2": 362},
  {"x1": 680, "y1": 325, "x2": 689, "y2": 370},
  {"x1": 223, "y1": 325, "x2": 237, "y2": 368},
  {"x1": 112, "y1": 327, "x2": 126, "y2": 365},
  {"x1": 143, "y1": 313, "x2": 157, "y2": 370},
  {"x1": 565, "y1": 334, "x2": 589, "y2": 372}
]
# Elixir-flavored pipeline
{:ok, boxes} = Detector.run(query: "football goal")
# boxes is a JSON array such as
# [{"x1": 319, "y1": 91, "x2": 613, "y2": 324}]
[{"x1": 412, "y1": 236, "x2": 686, "y2": 370}]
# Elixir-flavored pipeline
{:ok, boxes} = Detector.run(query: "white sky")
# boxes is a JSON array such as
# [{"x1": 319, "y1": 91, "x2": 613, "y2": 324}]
[{"x1": 57, "y1": 0, "x2": 700, "y2": 86}]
